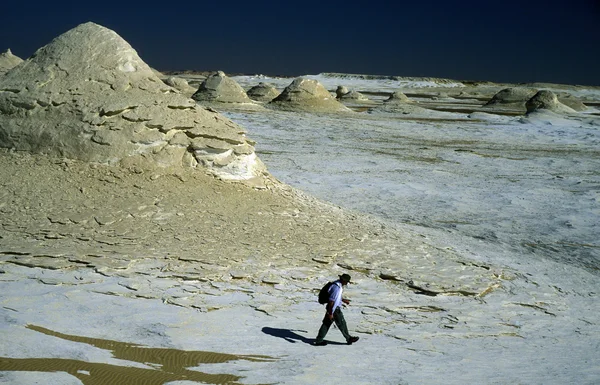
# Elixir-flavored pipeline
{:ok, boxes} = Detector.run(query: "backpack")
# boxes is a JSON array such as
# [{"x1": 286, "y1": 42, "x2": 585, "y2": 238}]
[{"x1": 318, "y1": 281, "x2": 334, "y2": 304}]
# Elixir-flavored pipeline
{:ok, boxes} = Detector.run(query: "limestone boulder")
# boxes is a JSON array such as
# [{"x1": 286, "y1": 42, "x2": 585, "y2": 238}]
[
  {"x1": 247, "y1": 82, "x2": 280, "y2": 102},
  {"x1": 385, "y1": 91, "x2": 411, "y2": 104},
  {"x1": 485, "y1": 87, "x2": 538, "y2": 106},
  {"x1": 557, "y1": 94, "x2": 587, "y2": 112},
  {"x1": 0, "y1": 49, "x2": 23, "y2": 75},
  {"x1": 0, "y1": 22, "x2": 267, "y2": 182},
  {"x1": 526, "y1": 90, "x2": 576, "y2": 114},
  {"x1": 367, "y1": 91, "x2": 419, "y2": 114},
  {"x1": 269, "y1": 78, "x2": 350, "y2": 112},
  {"x1": 336, "y1": 86, "x2": 349, "y2": 98},
  {"x1": 192, "y1": 71, "x2": 253, "y2": 103},
  {"x1": 338, "y1": 90, "x2": 370, "y2": 101},
  {"x1": 163, "y1": 76, "x2": 196, "y2": 97}
]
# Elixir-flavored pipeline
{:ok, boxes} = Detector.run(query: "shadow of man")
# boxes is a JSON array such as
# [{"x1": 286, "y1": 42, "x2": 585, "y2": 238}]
[{"x1": 261, "y1": 327, "x2": 314, "y2": 344}]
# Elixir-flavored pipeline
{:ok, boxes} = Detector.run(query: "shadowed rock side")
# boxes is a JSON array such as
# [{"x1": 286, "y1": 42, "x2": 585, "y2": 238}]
[
  {"x1": 268, "y1": 78, "x2": 351, "y2": 112},
  {"x1": 526, "y1": 90, "x2": 577, "y2": 114},
  {"x1": 247, "y1": 82, "x2": 280, "y2": 102},
  {"x1": 0, "y1": 22, "x2": 267, "y2": 183},
  {"x1": 0, "y1": 49, "x2": 23, "y2": 75}
]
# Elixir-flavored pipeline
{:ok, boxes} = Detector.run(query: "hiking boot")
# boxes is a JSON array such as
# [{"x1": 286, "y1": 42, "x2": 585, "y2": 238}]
[
  {"x1": 313, "y1": 340, "x2": 328, "y2": 346},
  {"x1": 347, "y1": 336, "x2": 359, "y2": 345}
]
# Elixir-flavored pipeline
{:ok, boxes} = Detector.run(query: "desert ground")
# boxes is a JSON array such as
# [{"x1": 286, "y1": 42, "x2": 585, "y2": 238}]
[{"x1": 1, "y1": 23, "x2": 599, "y2": 385}]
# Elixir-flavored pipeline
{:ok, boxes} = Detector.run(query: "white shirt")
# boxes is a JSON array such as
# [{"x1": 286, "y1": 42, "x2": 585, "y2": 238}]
[{"x1": 327, "y1": 280, "x2": 343, "y2": 313}]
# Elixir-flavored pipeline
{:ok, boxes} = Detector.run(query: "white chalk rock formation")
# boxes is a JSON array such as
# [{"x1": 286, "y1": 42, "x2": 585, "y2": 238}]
[
  {"x1": 269, "y1": 78, "x2": 350, "y2": 112},
  {"x1": 526, "y1": 90, "x2": 576, "y2": 114},
  {"x1": 369, "y1": 90, "x2": 461, "y2": 118},
  {"x1": 0, "y1": 22, "x2": 266, "y2": 182},
  {"x1": 385, "y1": 91, "x2": 411, "y2": 104},
  {"x1": 485, "y1": 87, "x2": 538, "y2": 106},
  {"x1": 0, "y1": 49, "x2": 23, "y2": 74},
  {"x1": 247, "y1": 82, "x2": 280, "y2": 102},
  {"x1": 335, "y1": 86, "x2": 349, "y2": 98},
  {"x1": 163, "y1": 76, "x2": 196, "y2": 97},
  {"x1": 192, "y1": 71, "x2": 253, "y2": 103},
  {"x1": 557, "y1": 94, "x2": 588, "y2": 112},
  {"x1": 368, "y1": 91, "x2": 421, "y2": 114},
  {"x1": 339, "y1": 90, "x2": 370, "y2": 101}
]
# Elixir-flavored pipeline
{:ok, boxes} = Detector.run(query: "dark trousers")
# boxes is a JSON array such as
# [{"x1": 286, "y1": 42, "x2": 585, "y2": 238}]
[{"x1": 316, "y1": 307, "x2": 351, "y2": 342}]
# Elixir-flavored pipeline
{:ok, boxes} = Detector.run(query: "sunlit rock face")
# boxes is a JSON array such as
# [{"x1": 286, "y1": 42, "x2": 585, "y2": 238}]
[
  {"x1": 0, "y1": 49, "x2": 23, "y2": 75},
  {"x1": 269, "y1": 78, "x2": 350, "y2": 112},
  {"x1": 0, "y1": 22, "x2": 266, "y2": 181},
  {"x1": 525, "y1": 90, "x2": 576, "y2": 114},
  {"x1": 192, "y1": 71, "x2": 253, "y2": 103},
  {"x1": 247, "y1": 82, "x2": 280, "y2": 102}
]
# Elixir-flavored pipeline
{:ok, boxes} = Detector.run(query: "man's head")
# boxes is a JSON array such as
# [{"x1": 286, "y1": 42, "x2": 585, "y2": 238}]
[{"x1": 339, "y1": 273, "x2": 351, "y2": 285}]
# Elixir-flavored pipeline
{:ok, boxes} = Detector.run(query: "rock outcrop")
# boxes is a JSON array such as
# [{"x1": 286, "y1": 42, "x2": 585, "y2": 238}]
[
  {"x1": 0, "y1": 49, "x2": 23, "y2": 75},
  {"x1": 335, "y1": 86, "x2": 370, "y2": 102},
  {"x1": 163, "y1": 76, "x2": 196, "y2": 97},
  {"x1": 485, "y1": 87, "x2": 538, "y2": 107},
  {"x1": 385, "y1": 91, "x2": 411, "y2": 104},
  {"x1": 192, "y1": 71, "x2": 253, "y2": 104},
  {"x1": 335, "y1": 86, "x2": 349, "y2": 98},
  {"x1": 556, "y1": 94, "x2": 588, "y2": 111},
  {"x1": 525, "y1": 90, "x2": 576, "y2": 114},
  {"x1": 269, "y1": 78, "x2": 350, "y2": 112},
  {"x1": 368, "y1": 91, "x2": 423, "y2": 114},
  {"x1": 247, "y1": 82, "x2": 280, "y2": 102},
  {"x1": 0, "y1": 22, "x2": 266, "y2": 182},
  {"x1": 340, "y1": 91, "x2": 369, "y2": 101}
]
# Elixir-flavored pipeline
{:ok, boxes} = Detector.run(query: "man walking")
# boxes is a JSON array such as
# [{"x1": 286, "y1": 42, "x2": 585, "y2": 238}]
[{"x1": 314, "y1": 273, "x2": 360, "y2": 346}]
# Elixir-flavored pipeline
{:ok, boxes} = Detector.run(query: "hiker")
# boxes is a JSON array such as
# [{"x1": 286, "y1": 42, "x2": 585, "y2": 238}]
[{"x1": 314, "y1": 273, "x2": 360, "y2": 346}]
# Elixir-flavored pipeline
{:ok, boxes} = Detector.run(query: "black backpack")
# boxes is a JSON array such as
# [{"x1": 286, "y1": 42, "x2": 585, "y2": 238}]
[{"x1": 318, "y1": 281, "x2": 334, "y2": 304}]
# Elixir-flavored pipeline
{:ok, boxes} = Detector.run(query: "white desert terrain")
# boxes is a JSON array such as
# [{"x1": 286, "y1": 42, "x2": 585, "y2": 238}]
[{"x1": 1, "y1": 23, "x2": 599, "y2": 385}]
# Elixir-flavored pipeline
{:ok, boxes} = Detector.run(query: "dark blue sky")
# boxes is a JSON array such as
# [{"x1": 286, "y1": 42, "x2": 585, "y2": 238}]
[{"x1": 1, "y1": 0, "x2": 599, "y2": 85}]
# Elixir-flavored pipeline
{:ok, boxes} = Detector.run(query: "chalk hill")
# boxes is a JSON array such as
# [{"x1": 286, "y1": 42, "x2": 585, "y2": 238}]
[{"x1": 0, "y1": 23, "x2": 266, "y2": 182}]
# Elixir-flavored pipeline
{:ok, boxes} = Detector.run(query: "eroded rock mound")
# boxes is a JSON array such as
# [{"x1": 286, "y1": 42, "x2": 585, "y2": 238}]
[
  {"x1": 0, "y1": 49, "x2": 23, "y2": 75},
  {"x1": 269, "y1": 78, "x2": 350, "y2": 112},
  {"x1": 526, "y1": 90, "x2": 576, "y2": 114},
  {"x1": 247, "y1": 82, "x2": 280, "y2": 102},
  {"x1": 485, "y1": 87, "x2": 538, "y2": 106},
  {"x1": 385, "y1": 91, "x2": 411, "y2": 104},
  {"x1": 335, "y1": 86, "x2": 349, "y2": 98},
  {"x1": 557, "y1": 94, "x2": 588, "y2": 111},
  {"x1": 163, "y1": 76, "x2": 196, "y2": 97},
  {"x1": 340, "y1": 91, "x2": 369, "y2": 101},
  {"x1": 192, "y1": 71, "x2": 253, "y2": 103},
  {"x1": 0, "y1": 22, "x2": 266, "y2": 182}
]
